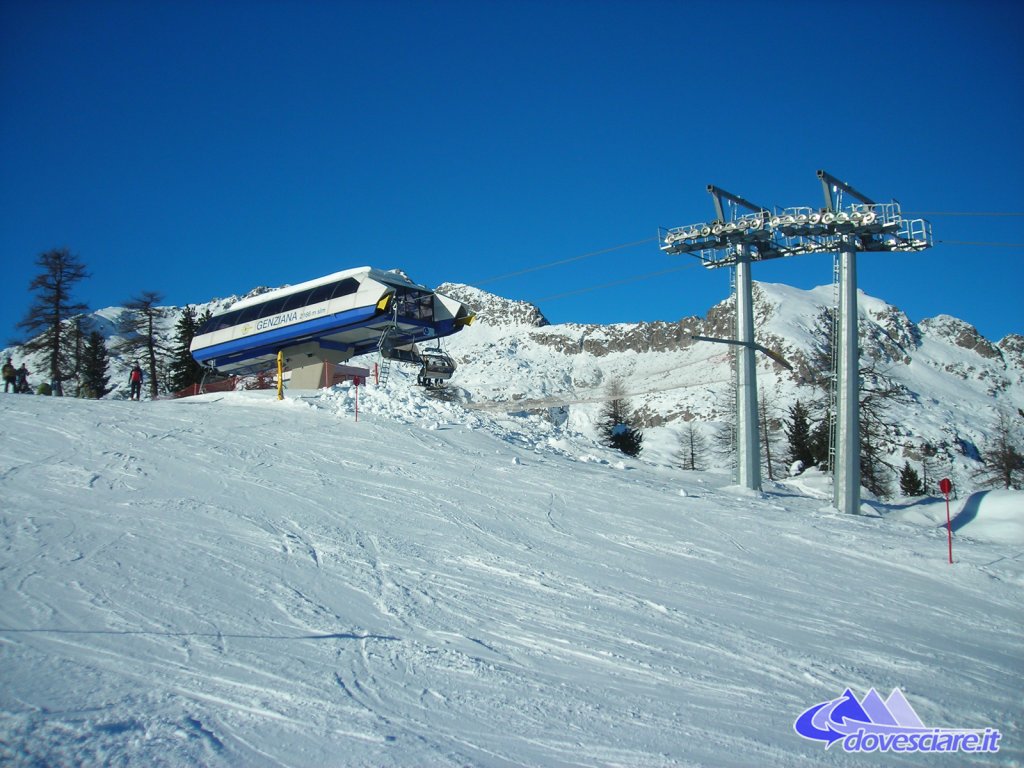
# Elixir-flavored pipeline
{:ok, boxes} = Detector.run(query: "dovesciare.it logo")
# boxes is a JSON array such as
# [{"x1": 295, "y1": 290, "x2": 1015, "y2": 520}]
[{"x1": 794, "y1": 688, "x2": 1001, "y2": 755}]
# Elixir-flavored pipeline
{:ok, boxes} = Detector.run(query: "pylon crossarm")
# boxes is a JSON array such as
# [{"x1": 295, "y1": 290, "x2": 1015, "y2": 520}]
[
  {"x1": 662, "y1": 195, "x2": 932, "y2": 262},
  {"x1": 707, "y1": 185, "x2": 771, "y2": 222},
  {"x1": 817, "y1": 169, "x2": 877, "y2": 210}
]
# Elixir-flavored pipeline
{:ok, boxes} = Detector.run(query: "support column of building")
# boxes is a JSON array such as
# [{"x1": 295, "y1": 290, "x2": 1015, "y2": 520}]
[
  {"x1": 734, "y1": 244, "x2": 762, "y2": 492},
  {"x1": 834, "y1": 236, "x2": 860, "y2": 513}
]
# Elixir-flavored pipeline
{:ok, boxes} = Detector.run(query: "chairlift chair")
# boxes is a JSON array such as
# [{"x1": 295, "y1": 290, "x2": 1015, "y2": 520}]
[{"x1": 417, "y1": 348, "x2": 456, "y2": 388}]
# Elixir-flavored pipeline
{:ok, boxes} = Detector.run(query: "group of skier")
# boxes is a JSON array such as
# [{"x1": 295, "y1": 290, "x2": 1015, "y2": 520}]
[
  {"x1": 2, "y1": 357, "x2": 31, "y2": 394},
  {"x1": 3, "y1": 356, "x2": 145, "y2": 399}
]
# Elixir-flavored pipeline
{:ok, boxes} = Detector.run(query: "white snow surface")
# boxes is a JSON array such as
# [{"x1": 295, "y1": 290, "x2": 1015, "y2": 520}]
[{"x1": 1, "y1": 378, "x2": 1022, "y2": 767}]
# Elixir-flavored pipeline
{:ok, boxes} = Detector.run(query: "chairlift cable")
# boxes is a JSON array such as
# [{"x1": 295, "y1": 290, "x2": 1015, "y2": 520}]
[
  {"x1": 466, "y1": 224, "x2": 1020, "y2": 312},
  {"x1": 904, "y1": 211, "x2": 1024, "y2": 217},
  {"x1": 470, "y1": 211, "x2": 1017, "y2": 294},
  {"x1": 532, "y1": 262, "x2": 702, "y2": 304},
  {"x1": 935, "y1": 240, "x2": 1024, "y2": 247},
  {"x1": 472, "y1": 237, "x2": 659, "y2": 287}
]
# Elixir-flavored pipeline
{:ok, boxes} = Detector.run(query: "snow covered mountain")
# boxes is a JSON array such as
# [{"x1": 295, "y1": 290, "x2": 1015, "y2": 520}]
[
  {"x1": 436, "y1": 281, "x2": 1024, "y2": 494},
  {"x1": 3, "y1": 279, "x2": 1022, "y2": 496}
]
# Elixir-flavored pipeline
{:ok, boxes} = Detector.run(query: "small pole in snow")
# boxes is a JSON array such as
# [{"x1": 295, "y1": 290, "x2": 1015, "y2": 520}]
[
  {"x1": 354, "y1": 376, "x2": 361, "y2": 422},
  {"x1": 940, "y1": 478, "x2": 953, "y2": 564},
  {"x1": 276, "y1": 351, "x2": 284, "y2": 401}
]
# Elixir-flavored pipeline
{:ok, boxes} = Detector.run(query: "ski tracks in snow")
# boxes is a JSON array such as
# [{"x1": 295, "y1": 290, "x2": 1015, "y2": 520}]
[{"x1": 2, "y1": 394, "x2": 1022, "y2": 766}]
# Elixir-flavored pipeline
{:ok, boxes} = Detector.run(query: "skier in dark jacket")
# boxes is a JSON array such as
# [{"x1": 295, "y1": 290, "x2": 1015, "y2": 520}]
[
  {"x1": 2, "y1": 358, "x2": 15, "y2": 393},
  {"x1": 15, "y1": 364, "x2": 30, "y2": 394},
  {"x1": 129, "y1": 364, "x2": 144, "y2": 401}
]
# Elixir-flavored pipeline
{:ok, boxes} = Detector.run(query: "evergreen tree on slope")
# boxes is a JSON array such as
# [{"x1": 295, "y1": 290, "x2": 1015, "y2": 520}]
[
  {"x1": 898, "y1": 461, "x2": 925, "y2": 497},
  {"x1": 785, "y1": 399, "x2": 816, "y2": 472},
  {"x1": 167, "y1": 306, "x2": 209, "y2": 393},
  {"x1": 116, "y1": 291, "x2": 168, "y2": 399},
  {"x1": 598, "y1": 380, "x2": 643, "y2": 457},
  {"x1": 16, "y1": 247, "x2": 89, "y2": 387},
  {"x1": 974, "y1": 410, "x2": 1024, "y2": 489},
  {"x1": 80, "y1": 331, "x2": 112, "y2": 399}
]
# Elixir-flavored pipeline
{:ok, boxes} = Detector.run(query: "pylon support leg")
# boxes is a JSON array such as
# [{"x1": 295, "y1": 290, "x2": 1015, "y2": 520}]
[
  {"x1": 834, "y1": 240, "x2": 860, "y2": 513},
  {"x1": 735, "y1": 244, "x2": 762, "y2": 492}
]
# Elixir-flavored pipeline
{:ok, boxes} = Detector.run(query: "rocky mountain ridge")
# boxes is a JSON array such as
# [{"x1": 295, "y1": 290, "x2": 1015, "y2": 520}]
[
  {"x1": 437, "y1": 280, "x2": 1023, "y2": 492},
  {"x1": 3, "y1": 279, "x2": 1021, "y2": 493}
]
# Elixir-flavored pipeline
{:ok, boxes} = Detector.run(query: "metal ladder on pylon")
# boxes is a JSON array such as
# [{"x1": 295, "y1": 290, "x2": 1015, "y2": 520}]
[
  {"x1": 376, "y1": 308, "x2": 398, "y2": 387},
  {"x1": 826, "y1": 253, "x2": 841, "y2": 478}
]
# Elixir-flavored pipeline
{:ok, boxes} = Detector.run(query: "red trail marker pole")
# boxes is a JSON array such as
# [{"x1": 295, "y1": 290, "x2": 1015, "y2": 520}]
[{"x1": 939, "y1": 478, "x2": 953, "y2": 564}]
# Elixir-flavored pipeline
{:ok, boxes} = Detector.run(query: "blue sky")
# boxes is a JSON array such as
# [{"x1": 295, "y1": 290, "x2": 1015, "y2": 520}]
[{"x1": 2, "y1": 0, "x2": 1022, "y2": 347}]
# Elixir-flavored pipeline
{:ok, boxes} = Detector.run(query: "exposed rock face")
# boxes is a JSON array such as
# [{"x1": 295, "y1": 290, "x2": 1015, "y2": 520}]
[
  {"x1": 864, "y1": 305, "x2": 921, "y2": 365},
  {"x1": 531, "y1": 319, "x2": 705, "y2": 358},
  {"x1": 999, "y1": 334, "x2": 1024, "y2": 360},
  {"x1": 997, "y1": 335, "x2": 1024, "y2": 387},
  {"x1": 440, "y1": 284, "x2": 1022, "y2": 408},
  {"x1": 921, "y1": 315, "x2": 1002, "y2": 360},
  {"x1": 915, "y1": 315, "x2": 1014, "y2": 394},
  {"x1": 998, "y1": 334, "x2": 1024, "y2": 361},
  {"x1": 436, "y1": 284, "x2": 549, "y2": 328}
]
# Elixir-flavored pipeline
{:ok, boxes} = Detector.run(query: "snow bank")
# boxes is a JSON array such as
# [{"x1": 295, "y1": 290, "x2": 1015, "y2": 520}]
[
  {"x1": 959, "y1": 490, "x2": 1024, "y2": 544},
  {"x1": 889, "y1": 490, "x2": 1024, "y2": 546}
]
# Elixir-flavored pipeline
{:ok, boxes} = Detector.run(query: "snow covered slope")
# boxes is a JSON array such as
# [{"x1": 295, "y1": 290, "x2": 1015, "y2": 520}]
[{"x1": 1, "y1": 385, "x2": 1021, "y2": 766}]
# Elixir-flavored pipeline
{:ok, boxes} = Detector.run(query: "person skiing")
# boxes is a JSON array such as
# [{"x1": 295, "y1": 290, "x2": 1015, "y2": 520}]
[
  {"x1": 15, "y1": 364, "x2": 30, "y2": 394},
  {"x1": 2, "y1": 358, "x2": 15, "y2": 393},
  {"x1": 129, "y1": 364, "x2": 144, "y2": 401}
]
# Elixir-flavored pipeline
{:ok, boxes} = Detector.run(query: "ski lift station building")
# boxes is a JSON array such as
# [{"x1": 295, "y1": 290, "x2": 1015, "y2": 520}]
[{"x1": 190, "y1": 266, "x2": 475, "y2": 385}]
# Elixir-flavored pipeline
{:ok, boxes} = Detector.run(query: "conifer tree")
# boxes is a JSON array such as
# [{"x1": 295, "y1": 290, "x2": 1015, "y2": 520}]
[
  {"x1": 806, "y1": 306, "x2": 912, "y2": 499},
  {"x1": 919, "y1": 441, "x2": 942, "y2": 494},
  {"x1": 16, "y1": 248, "x2": 90, "y2": 386},
  {"x1": 785, "y1": 400, "x2": 815, "y2": 471},
  {"x1": 711, "y1": 376, "x2": 738, "y2": 472},
  {"x1": 79, "y1": 331, "x2": 111, "y2": 399},
  {"x1": 860, "y1": 421, "x2": 892, "y2": 498},
  {"x1": 805, "y1": 307, "x2": 836, "y2": 471},
  {"x1": 675, "y1": 420, "x2": 707, "y2": 470},
  {"x1": 808, "y1": 415, "x2": 833, "y2": 472},
  {"x1": 759, "y1": 388, "x2": 784, "y2": 481},
  {"x1": 974, "y1": 411, "x2": 1024, "y2": 489},
  {"x1": 116, "y1": 291, "x2": 167, "y2": 399},
  {"x1": 66, "y1": 316, "x2": 87, "y2": 396},
  {"x1": 167, "y1": 306, "x2": 208, "y2": 393},
  {"x1": 858, "y1": 358, "x2": 912, "y2": 499},
  {"x1": 598, "y1": 380, "x2": 643, "y2": 457},
  {"x1": 898, "y1": 461, "x2": 925, "y2": 496}
]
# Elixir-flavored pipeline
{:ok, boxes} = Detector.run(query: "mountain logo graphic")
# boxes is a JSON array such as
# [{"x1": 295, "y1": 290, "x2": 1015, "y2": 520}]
[{"x1": 793, "y1": 688, "x2": 1001, "y2": 754}]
